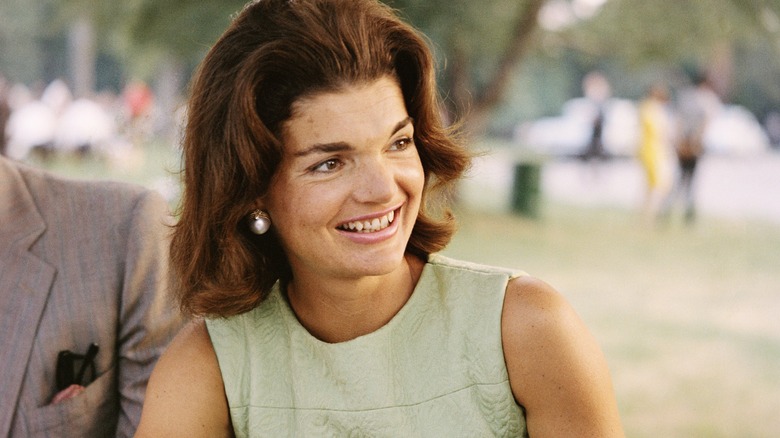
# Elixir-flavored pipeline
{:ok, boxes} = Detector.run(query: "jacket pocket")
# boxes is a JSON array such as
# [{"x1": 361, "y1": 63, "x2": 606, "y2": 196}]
[{"x1": 26, "y1": 365, "x2": 118, "y2": 436}]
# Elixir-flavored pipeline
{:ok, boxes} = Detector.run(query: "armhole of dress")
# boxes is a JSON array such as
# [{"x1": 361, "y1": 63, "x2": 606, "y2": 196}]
[{"x1": 508, "y1": 271, "x2": 529, "y2": 281}]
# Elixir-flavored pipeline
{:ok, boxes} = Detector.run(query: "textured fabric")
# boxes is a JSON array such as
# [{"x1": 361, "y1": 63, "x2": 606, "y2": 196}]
[
  {"x1": 0, "y1": 156, "x2": 183, "y2": 437},
  {"x1": 207, "y1": 254, "x2": 528, "y2": 437}
]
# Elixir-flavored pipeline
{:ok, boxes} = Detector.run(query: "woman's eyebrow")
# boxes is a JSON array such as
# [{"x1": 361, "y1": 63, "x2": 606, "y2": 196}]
[
  {"x1": 293, "y1": 116, "x2": 414, "y2": 158},
  {"x1": 293, "y1": 142, "x2": 353, "y2": 157},
  {"x1": 392, "y1": 116, "x2": 414, "y2": 135}
]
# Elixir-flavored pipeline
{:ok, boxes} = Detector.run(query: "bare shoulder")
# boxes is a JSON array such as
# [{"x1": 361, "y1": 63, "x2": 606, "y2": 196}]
[
  {"x1": 501, "y1": 276, "x2": 589, "y2": 389},
  {"x1": 135, "y1": 319, "x2": 233, "y2": 437},
  {"x1": 502, "y1": 275, "x2": 570, "y2": 327},
  {"x1": 501, "y1": 276, "x2": 624, "y2": 437}
]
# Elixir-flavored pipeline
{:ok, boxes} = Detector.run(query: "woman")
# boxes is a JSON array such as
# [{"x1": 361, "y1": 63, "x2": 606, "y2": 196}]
[
  {"x1": 136, "y1": 0, "x2": 624, "y2": 436},
  {"x1": 638, "y1": 84, "x2": 674, "y2": 222}
]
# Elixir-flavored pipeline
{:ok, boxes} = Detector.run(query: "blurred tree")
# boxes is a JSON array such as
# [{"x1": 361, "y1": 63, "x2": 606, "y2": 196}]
[
  {"x1": 0, "y1": 0, "x2": 58, "y2": 88},
  {"x1": 123, "y1": 0, "x2": 247, "y2": 62},
  {"x1": 5, "y1": 0, "x2": 780, "y2": 137},
  {"x1": 386, "y1": 0, "x2": 547, "y2": 135},
  {"x1": 559, "y1": 1, "x2": 778, "y2": 87},
  {"x1": 117, "y1": 0, "x2": 548, "y2": 136},
  {"x1": 0, "y1": 0, "x2": 132, "y2": 95},
  {"x1": 564, "y1": 0, "x2": 780, "y2": 59},
  {"x1": 43, "y1": 0, "x2": 128, "y2": 95},
  {"x1": 119, "y1": 0, "x2": 248, "y2": 139},
  {"x1": 109, "y1": 0, "x2": 780, "y2": 135},
  {"x1": 389, "y1": 0, "x2": 780, "y2": 134}
]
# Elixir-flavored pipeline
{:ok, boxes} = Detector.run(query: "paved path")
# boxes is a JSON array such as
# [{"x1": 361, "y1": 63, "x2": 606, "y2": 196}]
[{"x1": 461, "y1": 149, "x2": 780, "y2": 224}]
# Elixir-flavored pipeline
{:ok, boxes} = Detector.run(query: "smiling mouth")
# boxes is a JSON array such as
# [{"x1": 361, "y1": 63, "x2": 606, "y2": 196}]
[{"x1": 337, "y1": 210, "x2": 396, "y2": 233}]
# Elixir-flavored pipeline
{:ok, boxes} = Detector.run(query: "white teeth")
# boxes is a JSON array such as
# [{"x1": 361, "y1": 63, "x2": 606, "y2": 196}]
[{"x1": 340, "y1": 211, "x2": 396, "y2": 233}]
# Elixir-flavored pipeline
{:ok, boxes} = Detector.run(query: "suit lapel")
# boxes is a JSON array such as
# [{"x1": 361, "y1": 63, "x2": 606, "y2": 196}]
[{"x1": 0, "y1": 158, "x2": 56, "y2": 436}]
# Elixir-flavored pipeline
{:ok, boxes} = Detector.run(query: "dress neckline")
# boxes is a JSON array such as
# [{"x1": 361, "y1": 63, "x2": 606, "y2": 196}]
[{"x1": 274, "y1": 259, "x2": 433, "y2": 347}]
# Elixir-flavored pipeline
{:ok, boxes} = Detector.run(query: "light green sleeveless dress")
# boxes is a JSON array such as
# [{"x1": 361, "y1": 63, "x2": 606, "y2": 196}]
[{"x1": 206, "y1": 254, "x2": 528, "y2": 437}]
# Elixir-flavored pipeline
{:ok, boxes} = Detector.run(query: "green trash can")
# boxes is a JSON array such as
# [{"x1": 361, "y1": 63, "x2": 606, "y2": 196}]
[{"x1": 511, "y1": 162, "x2": 541, "y2": 217}]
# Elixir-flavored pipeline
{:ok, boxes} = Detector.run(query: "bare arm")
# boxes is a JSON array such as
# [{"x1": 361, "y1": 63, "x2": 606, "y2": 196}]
[
  {"x1": 134, "y1": 319, "x2": 233, "y2": 438},
  {"x1": 502, "y1": 276, "x2": 624, "y2": 437}
]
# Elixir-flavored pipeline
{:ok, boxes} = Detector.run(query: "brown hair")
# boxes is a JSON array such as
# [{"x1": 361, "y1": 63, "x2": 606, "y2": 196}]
[{"x1": 172, "y1": 0, "x2": 470, "y2": 317}]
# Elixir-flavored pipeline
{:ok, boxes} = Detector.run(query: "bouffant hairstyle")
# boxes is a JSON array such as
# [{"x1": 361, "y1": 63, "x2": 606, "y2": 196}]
[{"x1": 172, "y1": 0, "x2": 470, "y2": 317}]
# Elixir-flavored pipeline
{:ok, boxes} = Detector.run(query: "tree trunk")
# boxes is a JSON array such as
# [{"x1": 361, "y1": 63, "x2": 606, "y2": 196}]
[
  {"x1": 68, "y1": 16, "x2": 96, "y2": 98},
  {"x1": 464, "y1": 0, "x2": 547, "y2": 136}
]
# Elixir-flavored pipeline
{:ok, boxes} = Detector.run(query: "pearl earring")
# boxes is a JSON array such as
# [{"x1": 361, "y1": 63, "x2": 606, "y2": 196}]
[{"x1": 248, "y1": 210, "x2": 271, "y2": 235}]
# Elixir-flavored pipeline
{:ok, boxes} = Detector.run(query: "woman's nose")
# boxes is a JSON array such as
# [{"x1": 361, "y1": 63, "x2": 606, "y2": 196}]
[{"x1": 351, "y1": 157, "x2": 396, "y2": 203}]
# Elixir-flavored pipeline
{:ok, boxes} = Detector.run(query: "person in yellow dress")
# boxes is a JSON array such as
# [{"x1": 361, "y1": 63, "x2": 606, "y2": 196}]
[{"x1": 638, "y1": 84, "x2": 674, "y2": 223}]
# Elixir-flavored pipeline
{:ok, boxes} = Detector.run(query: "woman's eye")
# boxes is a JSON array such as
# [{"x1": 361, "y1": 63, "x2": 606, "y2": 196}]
[
  {"x1": 390, "y1": 137, "x2": 414, "y2": 151},
  {"x1": 312, "y1": 159, "x2": 341, "y2": 173}
]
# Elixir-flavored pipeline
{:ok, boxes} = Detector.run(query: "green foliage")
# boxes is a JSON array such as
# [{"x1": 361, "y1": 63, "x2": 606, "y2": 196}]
[
  {"x1": 388, "y1": 0, "x2": 525, "y2": 57},
  {"x1": 124, "y1": 0, "x2": 246, "y2": 60},
  {"x1": 0, "y1": 0, "x2": 47, "y2": 83},
  {"x1": 564, "y1": 0, "x2": 761, "y2": 63},
  {"x1": 6, "y1": 0, "x2": 780, "y2": 132},
  {"x1": 386, "y1": 0, "x2": 535, "y2": 98}
]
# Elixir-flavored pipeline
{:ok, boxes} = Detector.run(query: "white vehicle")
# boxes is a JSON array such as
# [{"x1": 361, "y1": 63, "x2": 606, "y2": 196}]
[{"x1": 516, "y1": 98, "x2": 770, "y2": 157}]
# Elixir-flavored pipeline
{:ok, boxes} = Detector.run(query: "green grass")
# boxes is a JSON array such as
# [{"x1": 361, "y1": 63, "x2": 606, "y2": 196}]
[
  {"x1": 24, "y1": 143, "x2": 183, "y2": 203},
  {"x1": 444, "y1": 205, "x2": 780, "y2": 437},
  {"x1": 27, "y1": 147, "x2": 780, "y2": 437}
]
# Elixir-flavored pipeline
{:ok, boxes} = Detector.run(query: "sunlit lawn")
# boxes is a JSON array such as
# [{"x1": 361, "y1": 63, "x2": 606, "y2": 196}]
[
  {"x1": 445, "y1": 205, "x2": 780, "y2": 437},
  {"x1": 26, "y1": 145, "x2": 780, "y2": 437},
  {"x1": 24, "y1": 142, "x2": 183, "y2": 204}
]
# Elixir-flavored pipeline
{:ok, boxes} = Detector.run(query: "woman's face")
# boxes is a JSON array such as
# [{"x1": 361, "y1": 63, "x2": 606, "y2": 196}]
[{"x1": 262, "y1": 76, "x2": 425, "y2": 282}]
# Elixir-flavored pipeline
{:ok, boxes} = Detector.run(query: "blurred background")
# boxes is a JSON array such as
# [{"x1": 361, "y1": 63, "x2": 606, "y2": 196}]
[{"x1": 1, "y1": 0, "x2": 779, "y2": 436}]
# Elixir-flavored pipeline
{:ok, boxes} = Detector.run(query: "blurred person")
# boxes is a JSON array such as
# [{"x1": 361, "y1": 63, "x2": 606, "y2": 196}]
[
  {"x1": 763, "y1": 111, "x2": 780, "y2": 149},
  {"x1": 662, "y1": 73, "x2": 721, "y2": 223},
  {"x1": 123, "y1": 81, "x2": 154, "y2": 121},
  {"x1": 0, "y1": 154, "x2": 183, "y2": 437},
  {"x1": 580, "y1": 71, "x2": 612, "y2": 162},
  {"x1": 135, "y1": 0, "x2": 624, "y2": 437},
  {"x1": 122, "y1": 81, "x2": 155, "y2": 145},
  {"x1": 39, "y1": 79, "x2": 72, "y2": 117},
  {"x1": 4, "y1": 94, "x2": 58, "y2": 162},
  {"x1": 637, "y1": 84, "x2": 675, "y2": 223},
  {"x1": 54, "y1": 97, "x2": 118, "y2": 157}
]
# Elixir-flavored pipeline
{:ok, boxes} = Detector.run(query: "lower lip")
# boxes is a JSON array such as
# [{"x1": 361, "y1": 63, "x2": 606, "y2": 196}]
[{"x1": 336, "y1": 208, "x2": 402, "y2": 244}]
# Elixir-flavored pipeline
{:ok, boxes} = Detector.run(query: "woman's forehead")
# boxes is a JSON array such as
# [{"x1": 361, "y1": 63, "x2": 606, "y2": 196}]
[{"x1": 282, "y1": 77, "x2": 409, "y2": 150}]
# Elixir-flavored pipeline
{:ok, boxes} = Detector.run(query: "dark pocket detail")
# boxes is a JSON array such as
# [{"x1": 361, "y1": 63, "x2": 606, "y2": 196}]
[{"x1": 27, "y1": 365, "x2": 118, "y2": 436}]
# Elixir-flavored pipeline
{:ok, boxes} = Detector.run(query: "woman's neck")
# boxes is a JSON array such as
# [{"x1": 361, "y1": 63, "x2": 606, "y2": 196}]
[{"x1": 285, "y1": 253, "x2": 425, "y2": 343}]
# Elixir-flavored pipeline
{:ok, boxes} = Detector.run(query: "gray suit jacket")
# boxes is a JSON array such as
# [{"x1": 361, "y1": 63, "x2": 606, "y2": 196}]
[{"x1": 0, "y1": 156, "x2": 183, "y2": 437}]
